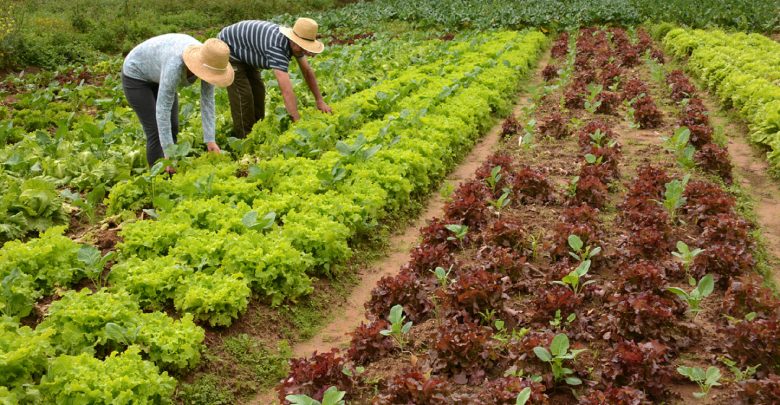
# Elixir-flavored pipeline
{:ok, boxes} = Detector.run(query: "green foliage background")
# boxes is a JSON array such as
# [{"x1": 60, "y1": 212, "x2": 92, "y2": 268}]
[{"x1": 1, "y1": 0, "x2": 778, "y2": 70}]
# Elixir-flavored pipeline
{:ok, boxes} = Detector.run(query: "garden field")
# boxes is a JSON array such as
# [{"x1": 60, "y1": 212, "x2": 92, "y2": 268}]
[{"x1": 1, "y1": 1, "x2": 780, "y2": 404}]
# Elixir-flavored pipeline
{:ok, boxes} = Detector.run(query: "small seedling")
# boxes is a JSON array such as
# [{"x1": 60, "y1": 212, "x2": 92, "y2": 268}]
[
  {"x1": 658, "y1": 175, "x2": 690, "y2": 224},
  {"x1": 568, "y1": 235, "x2": 601, "y2": 263},
  {"x1": 584, "y1": 153, "x2": 603, "y2": 165},
  {"x1": 380, "y1": 304, "x2": 412, "y2": 350},
  {"x1": 486, "y1": 166, "x2": 503, "y2": 191},
  {"x1": 77, "y1": 245, "x2": 115, "y2": 287},
  {"x1": 549, "y1": 309, "x2": 577, "y2": 328},
  {"x1": 565, "y1": 176, "x2": 580, "y2": 198},
  {"x1": 286, "y1": 386, "x2": 346, "y2": 405},
  {"x1": 672, "y1": 241, "x2": 704, "y2": 285},
  {"x1": 528, "y1": 232, "x2": 544, "y2": 262},
  {"x1": 662, "y1": 127, "x2": 696, "y2": 169},
  {"x1": 677, "y1": 366, "x2": 721, "y2": 398},
  {"x1": 666, "y1": 274, "x2": 714, "y2": 319},
  {"x1": 431, "y1": 265, "x2": 453, "y2": 289},
  {"x1": 533, "y1": 333, "x2": 586, "y2": 385},
  {"x1": 625, "y1": 98, "x2": 641, "y2": 129},
  {"x1": 445, "y1": 224, "x2": 468, "y2": 244},
  {"x1": 61, "y1": 184, "x2": 106, "y2": 224},
  {"x1": 552, "y1": 260, "x2": 595, "y2": 295},
  {"x1": 341, "y1": 366, "x2": 365, "y2": 378},
  {"x1": 515, "y1": 387, "x2": 532, "y2": 405},
  {"x1": 493, "y1": 320, "x2": 529, "y2": 344},
  {"x1": 489, "y1": 189, "x2": 512, "y2": 216},
  {"x1": 587, "y1": 129, "x2": 616, "y2": 148},
  {"x1": 584, "y1": 83, "x2": 603, "y2": 114},
  {"x1": 520, "y1": 119, "x2": 536, "y2": 148},
  {"x1": 723, "y1": 311, "x2": 757, "y2": 325},
  {"x1": 718, "y1": 357, "x2": 759, "y2": 382}
]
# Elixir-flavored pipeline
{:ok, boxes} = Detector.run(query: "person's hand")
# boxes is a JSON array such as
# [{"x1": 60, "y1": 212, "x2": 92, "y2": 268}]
[
  {"x1": 316, "y1": 99, "x2": 332, "y2": 114},
  {"x1": 206, "y1": 141, "x2": 221, "y2": 154},
  {"x1": 165, "y1": 165, "x2": 176, "y2": 174}
]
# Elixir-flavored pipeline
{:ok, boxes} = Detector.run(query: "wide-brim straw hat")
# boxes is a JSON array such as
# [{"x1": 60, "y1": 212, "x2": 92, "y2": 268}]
[
  {"x1": 182, "y1": 38, "x2": 235, "y2": 88},
  {"x1": 280, "y1": 18, "x2": 325, "y2": 54}
]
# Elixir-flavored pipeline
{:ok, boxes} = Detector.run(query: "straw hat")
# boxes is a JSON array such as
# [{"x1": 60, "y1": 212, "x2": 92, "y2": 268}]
[
  {"x1": 280, "y1": 18, "x2": 325, "y2": 54},
  {"x1": 182, "y1": 38, "x2": 235, "y2": 88}
]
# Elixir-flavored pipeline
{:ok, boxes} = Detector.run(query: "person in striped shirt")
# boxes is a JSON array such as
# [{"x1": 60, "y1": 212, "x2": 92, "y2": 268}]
[{"x1": 218, "y1": 18, "x2": 332, "y2": 138}]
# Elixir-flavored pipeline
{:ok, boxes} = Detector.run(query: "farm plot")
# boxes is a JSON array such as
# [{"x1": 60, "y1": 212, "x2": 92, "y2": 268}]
[
  {"x1": 0, "y1": 30, "x2": 546, "y2": 403},
  {"x1": 274, "y1": 28, "x2": 780, "y2": 404}
]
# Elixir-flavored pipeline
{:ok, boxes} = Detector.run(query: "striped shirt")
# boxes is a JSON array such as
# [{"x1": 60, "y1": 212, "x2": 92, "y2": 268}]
[
  {"x1": 122, "y1": 33, "x2": 216, "y2": 149},
  {"x1": 218, "y1": 21, "x2": 293, "y2": 72}
]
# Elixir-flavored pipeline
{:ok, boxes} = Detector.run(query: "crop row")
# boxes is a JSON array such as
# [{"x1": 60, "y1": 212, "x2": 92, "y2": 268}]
[{"x1": 661, "y1": 28, "x2": 780, "y2": 174}]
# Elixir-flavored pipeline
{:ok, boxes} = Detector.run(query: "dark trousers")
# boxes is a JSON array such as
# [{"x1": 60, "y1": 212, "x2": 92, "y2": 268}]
[
  {"x1": 226, "y1": 61, "x2": 265, "y2": 138},
  {"x1": 122, "y1": 73, "x2": 179, "y2": 166}
]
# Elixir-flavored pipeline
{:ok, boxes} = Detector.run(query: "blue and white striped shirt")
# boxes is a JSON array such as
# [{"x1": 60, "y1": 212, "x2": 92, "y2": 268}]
[{"x1": 218, "y1": 21, "x2": 293, "y2": 72}]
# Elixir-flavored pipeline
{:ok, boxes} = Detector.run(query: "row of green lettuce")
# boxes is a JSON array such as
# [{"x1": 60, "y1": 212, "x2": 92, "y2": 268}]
[
  {"x1": 106, "y1": 30, "x2": 547, "y2": 324},
  {"x1": 0, "y1": 30, "x2": 451, "y2": 243},
  {"x1": 0, "y1": 30, "x2": 546, "y2": 402},
  {"x1": 661, "y1": 28, "x2": 780, "y2": 174}
]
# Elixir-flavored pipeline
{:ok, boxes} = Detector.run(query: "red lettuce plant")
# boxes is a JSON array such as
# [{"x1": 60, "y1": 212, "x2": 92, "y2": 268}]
[
  {"x1": 617, "y1": 261, "x2": 668, "y2": 293},
  {"x1": 537, "y1": 111, "x2": 569, "y2": 139},
  {"x1": 723, "y1": 317, "x2": 780, "y2": 369},
  {"x1": 511, "y1": 165, "x2": 555, "y2": 204},
  {"x1": 501, "y1": 115, "x2": 522, "y2": 138},
  {"x1": 542, "y1": 64, "x2": 559, "y2": 81},
  {"x1": 277, "y1": 349, "x2": 354, "y2": 403},
  {"x1": 550, "y1": 33, "x2": 569, "y2": 58},
  {"x1": 634, "y1": 95, "x2": 663, "y2": 129},
  {"x1": 373, "y1": 370, "x2": 453, "y2": 405},
  {"x1": 481, "y1": 217, "x2": 528, "y2": 251},
  {"x1": 601, "y1": 339, "x2": 675, "y2": 400},
  {"x1": 736, "y1": 374, "x2": 780, "y2": 404},
  {"x1": 444, "y1": 268, "x2": 507, "y2": 320},
  {"x1": 683, "y1": 180, "x2": 736, "y2": 223},
  {"x1": 366, "y1": 268, "x2": 433, "y2": 323},
  {"x1": 573, "y1": 174, "x2": 609, "y2": 208},
  {"x1": 695, "y1": 143, "x2": 733, "y2": 182},
  {"x1": 596, "y1": 91, "x2": 621, "y2": 114},
  {"x1": 480, "y1": 377, "x2": 549, "y2": 404},
  {"x1": 722, "y1": 275, "x2": 780, "y2": 320},
  {"x1": 444, "y1": 180, "x2": 491, "y2": 229},
  {"x1": 579, "y1": 387, "x2": 651, "y2": 405},
  {"x1": 347, "y1": 320, "x2": 395, "y2": 365},
  {"x1": 478, "y1": 245, "x2": 528, "y2": 280},
  {"x1": 430, "y1": 318, "x2": 498, "y2": 383}
]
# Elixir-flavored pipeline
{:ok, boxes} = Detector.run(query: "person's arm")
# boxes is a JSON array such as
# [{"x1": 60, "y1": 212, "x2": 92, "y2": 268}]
[
  {"x1": 296, "y1": 56, "x2": 331, "y2": 113},
  {"x1": 156, "y1": 61, "x2": 180, "y2": 157},
  {"x1": 199, "y1": 80, "x2": 220, "y2": 153},
  {"x1": 273, "y1": 68, "x2": 300, "y2": 122}
]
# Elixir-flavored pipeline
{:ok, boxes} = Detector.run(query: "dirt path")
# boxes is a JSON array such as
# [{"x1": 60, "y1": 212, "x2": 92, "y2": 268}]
[
  {"x1": 702, "y1": 99, "x2": 780, "y2": 287},
  {"x1": 248, "y1": 51, "x2": 551, "y2": 405}
]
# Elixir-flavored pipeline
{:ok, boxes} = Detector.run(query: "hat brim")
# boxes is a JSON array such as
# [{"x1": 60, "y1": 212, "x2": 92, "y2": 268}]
[
  {"x1": 182, "y1": 45, "x2": 235, "y2": 88},
  {"x1": 280, "y1": 26, "x2": 325, "y2": 54}
]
